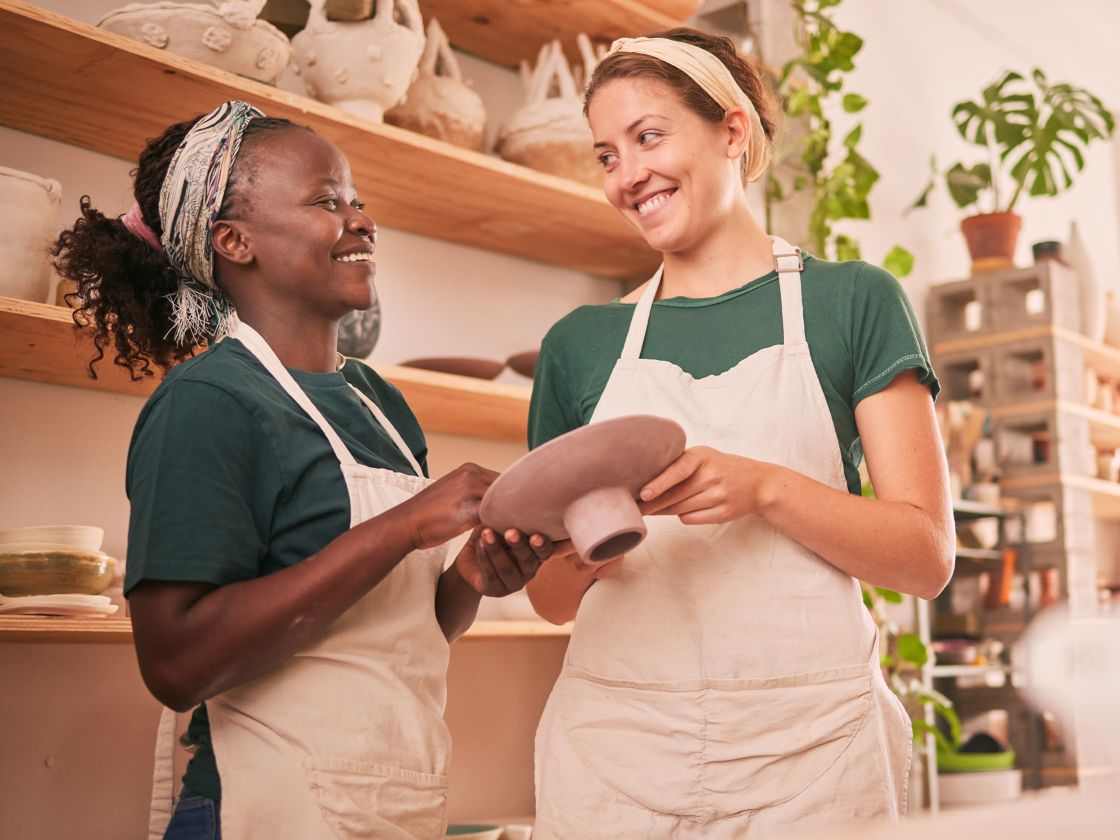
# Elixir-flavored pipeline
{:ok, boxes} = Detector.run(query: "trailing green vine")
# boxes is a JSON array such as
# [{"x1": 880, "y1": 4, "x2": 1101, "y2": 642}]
[{"x1": 768, "y1": 0, "x2": 913, "y2": 278}]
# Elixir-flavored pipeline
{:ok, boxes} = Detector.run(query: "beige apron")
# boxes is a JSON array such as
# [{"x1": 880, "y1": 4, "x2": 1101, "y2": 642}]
[
  {"x1": 148, "y1": 322, "x2": 452, "y2": 840},
  {"x1": 533, "y1": 239, "x2": 912, "y2": 839}
]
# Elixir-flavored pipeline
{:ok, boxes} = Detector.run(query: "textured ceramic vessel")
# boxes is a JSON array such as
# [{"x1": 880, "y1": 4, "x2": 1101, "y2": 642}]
[
  {"x1": 385, "y1": 18, "x2": 486, "y2": 150},
  {"x1": 98, "y1": 1, "x2": 291, "y2": 84},
  {"x1": 292, "y1": 0, "x2": 424, "y2": 122},
  {"x1": 506, "y1": 349, "x2": 539, "y2": 379},
  {"x1": 337, "y1": 299, "x2": 381, "y2": 358},
  {"x1": 0, "y1": 551, "x2": 116, "y2": 596},
  {"x1": 0, "y1": 166, "x2": 62, "y2": 303},
  {"x1": 496, "y1": 35, "x2": 604, "y2": 187},
  {"x1": 480, "y1": 415, "x2": 686, "y2": 564}
]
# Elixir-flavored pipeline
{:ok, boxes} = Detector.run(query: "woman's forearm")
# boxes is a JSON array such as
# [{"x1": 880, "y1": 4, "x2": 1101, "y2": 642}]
[
  {"x1": 435, "y1": 561, "x2": 482, "y2": 642},
  {"x1": 130, "y1": 504, "x2": 418, "y2": 711},
  {"x1": 757, "y1": 463, "x2": 954, "y2": 599}
]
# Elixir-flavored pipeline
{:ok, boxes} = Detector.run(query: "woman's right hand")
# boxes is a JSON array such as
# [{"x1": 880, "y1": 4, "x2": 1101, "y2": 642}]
[{"x1": 399, "y1": 463, "x2": 497, "y2": 549}]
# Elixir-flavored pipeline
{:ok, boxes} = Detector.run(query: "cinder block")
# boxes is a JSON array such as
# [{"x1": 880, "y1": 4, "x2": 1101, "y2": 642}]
[
  {"x1": 927, "y1": 277, "x2": 993, "y2": 343},
  {"x1": 991, "y1": 337, "x2": 1056, "y2": 403},
  {"x1": 987, "y1": 262, "x2": 1081, "y2": 333},
  {"x1": 932, "y1": 346, "x2": 995, "y2": 403}
]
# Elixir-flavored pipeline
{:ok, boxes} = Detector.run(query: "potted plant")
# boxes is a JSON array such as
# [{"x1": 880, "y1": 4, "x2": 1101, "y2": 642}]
[{"x1": 911, "y1": 68, "x2": 1115, "y2": 274}]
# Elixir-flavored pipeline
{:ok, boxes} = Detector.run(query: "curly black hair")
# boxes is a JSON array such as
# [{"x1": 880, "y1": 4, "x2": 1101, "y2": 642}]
[{"x1": 52, "y1": 114, "x2": 303, "y2": 380}]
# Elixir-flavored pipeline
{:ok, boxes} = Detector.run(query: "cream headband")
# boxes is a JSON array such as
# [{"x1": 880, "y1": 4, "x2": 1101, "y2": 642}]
[{"x1": 605, "y1": 37, "x2": 770, "y2": 183}]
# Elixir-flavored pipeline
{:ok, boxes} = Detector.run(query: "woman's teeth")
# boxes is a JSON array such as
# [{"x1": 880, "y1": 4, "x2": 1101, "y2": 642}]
[
  {"x1": 335, "y1": 252, "x2": 373, "y2": 262},
  {"x1": 637, "y1": 192, "x2": 673, "y2": 215}
]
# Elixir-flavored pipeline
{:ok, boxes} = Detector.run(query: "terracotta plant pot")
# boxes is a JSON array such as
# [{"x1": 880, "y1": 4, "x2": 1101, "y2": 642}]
[
  {"x1": 98, "y1": 1, "x2": 291, "y2": 84},
  {"x1": 960, "y1": 212, "x2": 1021, "y2": 275}
]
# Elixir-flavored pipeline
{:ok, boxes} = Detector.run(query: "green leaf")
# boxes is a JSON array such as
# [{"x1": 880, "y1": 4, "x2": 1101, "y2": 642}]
[
  {"x1": 875, "y1": 586, "x2": 904, "y2": 604},
  {"x1": 945, "y1": 162, "x2": 989, "y2": 208},
  {"x1": 897, "y1": 633, "x2": 928, "y2": 667},
  {"x1": 835, "y1": 234, "x2": 860, "y2": 261},
  {"x1": 842, "y1": 123, "x2": 863, "y2": 148},
  {"x1": 842, "y1": 93, "x2": 868, "y2": 113},
  {"x1": 882, "y1": 245, "x2": 914, "y2": 278},
  {"x1": 912, "y1": 719, "x2": 956, "y2": 752}
]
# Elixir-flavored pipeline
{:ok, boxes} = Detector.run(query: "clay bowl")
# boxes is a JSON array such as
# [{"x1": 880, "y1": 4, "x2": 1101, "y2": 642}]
[
  {"x1": 506, "y1": 349, "x2": 539, "y2": 379},
  {"x1": 480, "y1": 415, "x2": 686, "y2": 564},
  {"x1": 0, "y1": 524, "x2": 104, "y2": 554},
  {"x1": 0, "y1": 551, "x2": 116, "y2": 596},
  {"x1": 401, "y1": 357, "x2": 506, "y2": 380}
]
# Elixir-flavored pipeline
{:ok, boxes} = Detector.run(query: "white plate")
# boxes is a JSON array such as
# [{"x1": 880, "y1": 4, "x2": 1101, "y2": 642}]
[
  {"x1": 0, "y1": 524, "x2": 104, "y2": 553},
  {"x1": 0, "y1": 593, "x2": 118, "y2": 616}
]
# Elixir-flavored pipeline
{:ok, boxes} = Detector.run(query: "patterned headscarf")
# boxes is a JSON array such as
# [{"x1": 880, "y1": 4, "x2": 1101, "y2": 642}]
[
  {"x1": 158, "y1": 100, "x2": 263, "y2": 345},
  {"x1": 605, "y1": 37, "x2": 771, "y2": 183}
]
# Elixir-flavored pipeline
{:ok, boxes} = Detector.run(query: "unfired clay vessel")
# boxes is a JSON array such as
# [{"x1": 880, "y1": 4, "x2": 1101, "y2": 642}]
[
  {"x1": 506, "y1": 349, "x2": 539, "y2": 379},
  {"x1": 480, "y1": 415, "x2": 686, "y2": 564},
  {"x1": 0, "y1": 166, "x2": 62, "y2": 304},
  {"x1": 400, "y1": 357, "x2": 505, "y2": 380},
  {"x1": 385, "y1": 18, "x2": 486, "y2": 150},
  {"x1": 496, "y1": 35, "x2": 605, "y2": 187},
  {"x1": 337, "y1": 299, "x2": 381, "y2": 358},
  {"x1": 98, "y1": 1, "x2": 291, "y2": 85},
  {"x1": 292, "y1": 0, "x2": 425, "y2": 122}
]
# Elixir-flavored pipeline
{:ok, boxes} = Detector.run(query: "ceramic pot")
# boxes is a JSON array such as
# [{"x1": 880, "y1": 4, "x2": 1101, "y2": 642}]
[
  {"x1": 0, "y1": 166, "x2": 62, "y2": 303},
  {"x1": 506, "y1": 349, "x2": 539, "y2": 379},
  {"x1": 960, "y1": 212, "x2": 1021, "y2": 275},
  {"x1": 337, "y1": 299, "x2": 381, "y2": 358},
  {"x1": 400, "y1": 357, "x2": 505, "y2": 380},
  {"x1": 292, "y1": 0, "x2": 424, "y2": 122},
  {"x1": 496, "y1": 36, "x2": 604, "y2": 187},
  {"x1": 98, "y1": 1, "x2": 291, "y2": 85},
  {"x1": 385, "y1": 18, "x2": 486, "y2": 150}
]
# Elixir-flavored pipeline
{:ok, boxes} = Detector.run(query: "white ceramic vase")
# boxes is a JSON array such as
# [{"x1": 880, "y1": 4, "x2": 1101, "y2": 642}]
[
  {"x1": 385, "y1": 18, "x2": 486, "y2": 150},
  {"x1": 292, "y1": 0, "x2": 425, "y2": 122},
  {"x1": 1065, "y1": 220, "x2": 1105, "y2": 343},
  {"x1": 0, "y1": 166, "x2": 62, "y2": 304},
  {"x1": 496, "y1": 35, "x2": 605, "y2": 187},
  {"x1": 98, "y1": 1, "x2": 291, "y2": 85}
]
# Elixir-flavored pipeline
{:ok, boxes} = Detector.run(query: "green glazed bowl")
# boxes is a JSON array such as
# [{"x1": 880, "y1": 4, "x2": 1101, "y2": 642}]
[
  {"x1": 937, "y1": 749, "x2": 1016, "y2": 772},
  {"x1": 0, "y1": 551, "x2": 116, "y2": 596}
]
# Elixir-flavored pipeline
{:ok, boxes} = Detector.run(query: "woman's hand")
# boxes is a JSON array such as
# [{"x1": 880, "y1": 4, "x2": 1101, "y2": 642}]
[
  {"x1": 454, "y1": 527, "x2": 554, "y2": 597},
  {"x1": 398, "y1": 463, "x2": 497, "y2": 549},
  {"x1": 638, "y1": 445, "x2": 774, "y2": 525}
]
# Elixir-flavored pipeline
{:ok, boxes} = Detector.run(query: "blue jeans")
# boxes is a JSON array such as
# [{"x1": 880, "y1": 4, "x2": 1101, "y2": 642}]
[{"x1": 163, "y1": 786, "x2": 221, "y2": 840}]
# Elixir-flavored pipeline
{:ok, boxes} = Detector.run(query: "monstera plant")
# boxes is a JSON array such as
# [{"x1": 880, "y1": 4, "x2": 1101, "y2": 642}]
[{"x1": 912, "y1": 67, "x2": 1115, "y2": 272}]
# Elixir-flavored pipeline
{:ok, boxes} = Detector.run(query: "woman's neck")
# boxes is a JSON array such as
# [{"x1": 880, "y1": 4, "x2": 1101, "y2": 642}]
[{"x1": 236, "y1": 306, "x2": 340, "y2": 372}]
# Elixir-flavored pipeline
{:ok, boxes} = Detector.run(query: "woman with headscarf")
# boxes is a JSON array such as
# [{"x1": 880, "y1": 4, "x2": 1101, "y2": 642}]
[
  {"x1": 526, "y1": 29, "x2": 954, "y2": 838},
  {"x1": 54, "y1": 101, "x2": 552, "y2": 839}
]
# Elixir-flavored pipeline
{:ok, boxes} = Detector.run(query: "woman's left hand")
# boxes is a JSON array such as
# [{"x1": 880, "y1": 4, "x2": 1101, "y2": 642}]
[
  {"x1": 454, "y1": 527, "x2": 553, "y2": 597},
  {"x1": 638, "y1": 445, "x2": 773, "y2": 525}
]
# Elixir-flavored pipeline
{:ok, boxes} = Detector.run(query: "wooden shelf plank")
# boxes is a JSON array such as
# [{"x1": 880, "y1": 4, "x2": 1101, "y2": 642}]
[
  {"x1": 0, "y1": 614, "x2": 569, "y2": 643},
  {"x1": 0, "y1": 1, "x2": 657, "y2": 280},
  {"x1": 932, "y1": 324, "x2": 1120, "y2": 380},
  {"x1": 999, "y1": 472, "x2": 1120, "y2": 521},
  {"x1": 417, "y1": 0, "x2": 700, "y2": 68},
  {"x1": 956, "y1": 547, "x2": 1004, "y2": 562},
  {"x1": 0, "y1": 297, "x2": 530, "y2": 443},
  {"x1": 988, "y1": 399, "x2": 1120, "y2": 451},
  {"x1": 953, "y1": 500, "x2": 1012, "y2": 521}
]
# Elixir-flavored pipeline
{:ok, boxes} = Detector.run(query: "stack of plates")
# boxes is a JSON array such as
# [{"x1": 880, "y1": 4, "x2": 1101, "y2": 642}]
[{"x1": 0, "y1": 525, "x2": 119, "y2": 617}]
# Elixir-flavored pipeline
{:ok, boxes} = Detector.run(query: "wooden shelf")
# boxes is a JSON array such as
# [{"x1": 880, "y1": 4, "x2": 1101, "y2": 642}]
[
  {"x1": 999, "y1": 472, "x2": 1120, "y2": 521},
  {"x1": 417, "y1": 0, "x2": 700, "y2": 68},
  {"x1": 987, "y1": 399, "x2": 1120, "y2": 451},
  {"x1": 0, "y1": 615, "x2": 570, "y2": 643},
  {"x1": 0, "y1": 1, "x2": 657, "y2": 280},
  {"x1": 930, "y1": 663, "x2": 1012, "y2": 678},
  {"x1": 952, "y1": 500, "x2": 1012, "y2": 521},
  {"x1": 0, "y1": 296, "x2": 530, "y2": 443},
  {"x1": 933, "y1": 324, "x2": 1120, "y2": 378}
]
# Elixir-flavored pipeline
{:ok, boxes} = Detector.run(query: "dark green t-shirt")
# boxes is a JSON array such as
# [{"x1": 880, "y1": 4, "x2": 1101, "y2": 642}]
[
  {"x1": 529, "y1": 255, "x2": 939, "y2": 493},
  {"x1": 125, "y1": 338, "x2": 429, "y2": 801}
]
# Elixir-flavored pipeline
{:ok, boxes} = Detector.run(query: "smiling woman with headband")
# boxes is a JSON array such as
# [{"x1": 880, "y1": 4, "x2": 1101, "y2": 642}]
[
  {"x1": 53, "y1": 100, "x2": 555, "y2": 839},
  {"x1": 526, "y1": 28, "x2": 954, "y2": 838}
]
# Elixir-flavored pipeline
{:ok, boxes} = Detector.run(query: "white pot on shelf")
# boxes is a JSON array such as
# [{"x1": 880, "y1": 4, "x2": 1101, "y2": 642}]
[
  {"x1": 292, "y1": 0, "x2": 425, "y2": 122},
  {"x1": 0, "y1": 166, "x2": 62, "y2": 303},
  {"x1": 97, "y1": 1, "x2": 292, "y2": 85}
]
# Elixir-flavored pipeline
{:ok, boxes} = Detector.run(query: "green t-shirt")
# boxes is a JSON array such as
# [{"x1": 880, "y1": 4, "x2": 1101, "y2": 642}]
[
  {"x1": 125, "y1": 338, "x2": 429, "y2": 801},
  {"x1": 529, "y1": 255, "x2": 939, "y2": 494}
]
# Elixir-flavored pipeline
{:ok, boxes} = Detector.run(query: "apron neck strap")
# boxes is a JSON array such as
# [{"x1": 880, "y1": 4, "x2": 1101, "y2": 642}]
[
  {"x1": 619, "y1": 264, "x2": 663, "y2": 363},
  {"x1": 771, "y1": 236, "x2": 806, "y2": 345},
  {"x1": 230, "y1": 323, "x2": 421, "y2": 476}
]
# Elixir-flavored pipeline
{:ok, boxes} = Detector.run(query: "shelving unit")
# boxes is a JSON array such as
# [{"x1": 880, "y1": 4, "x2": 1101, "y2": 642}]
[
  {"x1": 0, "y1": 615, "x2": 571, "y2": 643},
  {"x1": 416, "y1": 0, "x2": 701, "y2": 68},
  {"x1": 0, "y1": 296, "x2": 530, "y2": 442},
  {"x1": 0, "y1": 0, "x2": 658, "y2": 280}
]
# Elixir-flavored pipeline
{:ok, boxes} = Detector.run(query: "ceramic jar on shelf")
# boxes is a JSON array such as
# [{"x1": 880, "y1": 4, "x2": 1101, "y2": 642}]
[
  {"x1": 292, "y1": 0, "x2": 425, "y2": 122},
  {"x1": 98, "y1": 0, "x2": 291, "y2": 85},
  {"x1": 385, "y1": 18, "x2": 486, "y2": 150},
  {"x1": 496, "y1": 34, "x2": 605, "y2": 187},
  {"x1": 0, "y1": 166, "x2": 62, "y2": 304}
]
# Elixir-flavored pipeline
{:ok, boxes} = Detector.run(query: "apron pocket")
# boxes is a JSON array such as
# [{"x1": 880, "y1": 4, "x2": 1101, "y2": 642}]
[
  {"x1": 559, "y1": 664, "x2": 872, "y2": 820},
  {"x1": 303, "y1": 756, "x2": 447, "y2": 840}
]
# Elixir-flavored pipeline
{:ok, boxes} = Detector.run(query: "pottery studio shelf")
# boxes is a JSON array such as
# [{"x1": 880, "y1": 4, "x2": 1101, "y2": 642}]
[
  {"x1": 933, "y1": 324, "x2": 1120, "y2": 380},
  {"x1": 416, "y1": 0, "x2": 701, "y2": 68},
  {"x1": 0, "y1": 0, "x2": 657, "y2": 281},
  {"x1": 999, "y1": 472, "x2": 1120, "y2": 522},
  {"x1": 0, "y1": 296, "x2": 530, "y2": 442},
  {"x1": 0, "y1": 615, "x2": 571, "y2": 644}
]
